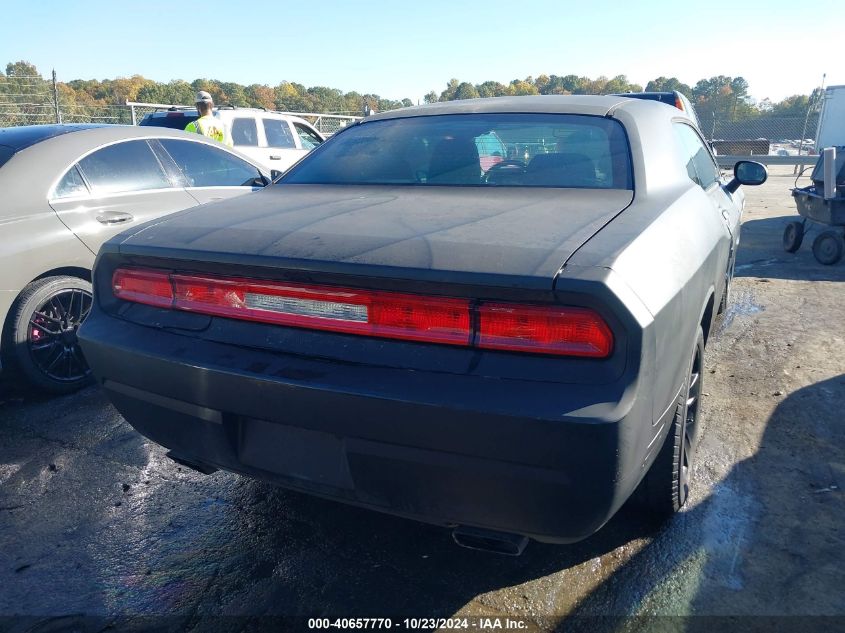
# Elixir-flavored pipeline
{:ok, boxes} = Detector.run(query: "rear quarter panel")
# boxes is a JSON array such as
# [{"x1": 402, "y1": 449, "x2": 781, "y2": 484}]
[
  {"x1": 567, "y1": 103, "x2": 729, "y2": 424},
  {"x1": 0, "y1": 162, "x2": 95, "y2": 334},
  {"x1": 608, "y1": 187, "x2": 725, "y2": 422}
]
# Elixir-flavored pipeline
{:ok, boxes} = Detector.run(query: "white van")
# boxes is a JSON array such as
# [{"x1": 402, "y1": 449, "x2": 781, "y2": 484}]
[{"x1": 140, "y1": 106, "x2": 325, "y2": 172}]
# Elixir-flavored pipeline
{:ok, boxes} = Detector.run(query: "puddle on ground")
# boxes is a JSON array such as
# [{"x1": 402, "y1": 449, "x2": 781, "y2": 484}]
[
  {"x1": 734, "y1": 258, "x2": 781, "y2": 272},
  {"x1": 718, "y1": 291, "x2": 764, "y2": 334}
]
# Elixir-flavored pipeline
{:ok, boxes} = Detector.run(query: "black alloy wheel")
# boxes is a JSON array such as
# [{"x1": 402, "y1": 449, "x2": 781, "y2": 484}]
[
  {"x1": 4, "y1": 276, "x2": 94, "y2": 394},
  {"x1": 638, "y1": 325, "x2": 705, "y2": 518},
  {"x1": 678, "y1": 334, "x2": 703, "y2": 507},
  {"x1": 28, "y1": 288, "x2": 92, "y2": 383}
]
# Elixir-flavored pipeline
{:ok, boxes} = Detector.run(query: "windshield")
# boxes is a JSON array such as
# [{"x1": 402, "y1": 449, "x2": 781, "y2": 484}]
[{"x1": 282, "y1": 113, "x2": 632, "y2": 189}]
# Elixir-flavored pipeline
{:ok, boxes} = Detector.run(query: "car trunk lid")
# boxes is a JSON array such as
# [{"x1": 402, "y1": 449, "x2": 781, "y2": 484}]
[{"x1": 118, "y1": 185, "x2": 633, "y2": 290}]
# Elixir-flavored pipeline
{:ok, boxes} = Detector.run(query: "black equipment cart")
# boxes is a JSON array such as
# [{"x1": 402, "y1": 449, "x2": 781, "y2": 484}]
[{"x1": 786, "y1": 148, "x2": 845, "y2": 265}]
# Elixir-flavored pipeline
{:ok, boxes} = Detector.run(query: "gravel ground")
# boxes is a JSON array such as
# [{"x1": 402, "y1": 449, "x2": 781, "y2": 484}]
[{"x1": 1, "y1": 166, "x2": 843, "y2": 632}]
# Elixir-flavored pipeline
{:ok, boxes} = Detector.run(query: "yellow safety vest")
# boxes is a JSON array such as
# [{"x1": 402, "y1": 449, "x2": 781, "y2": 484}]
[{"x1": 185, "y1": 115, "x2": 232, "y2": 146}]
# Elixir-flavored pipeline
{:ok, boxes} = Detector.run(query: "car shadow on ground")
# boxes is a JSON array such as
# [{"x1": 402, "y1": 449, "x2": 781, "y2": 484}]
[
  {"x1": 558, "y1": 373, "x2": 845, "y2": 631},
  {"x1": 735, "y1": 216, "x2": 845, "y2": 282}
]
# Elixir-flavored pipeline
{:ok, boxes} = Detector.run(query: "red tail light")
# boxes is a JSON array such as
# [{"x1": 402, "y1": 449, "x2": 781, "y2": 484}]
[
  {"x1": 169, "y1": 274, "x2": 470, "y2": 345},
  {"x1": 112, "y1": 269, "x2": 173, "y2": 308},
  {"x1": 477, "y1": 303, "x2": 613, "y2": 357},
  {"x1": 111, "y1": 268, "x2": 613, "y2": 357}
]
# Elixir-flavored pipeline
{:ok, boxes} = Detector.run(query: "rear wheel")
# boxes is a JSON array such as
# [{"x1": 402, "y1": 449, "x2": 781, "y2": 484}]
[
  {"x1": 782, "y1": 221, "x2": 804, "y2": 253},
  {"x1": 2, "y1": 276, "x2": 94, "y2": 394},
  {"x1": 812, "y1": 231, "x2": 844, "y2": 265},
  {"x1": 639, "y1": 325, "x2": 704, "y2": 517}
]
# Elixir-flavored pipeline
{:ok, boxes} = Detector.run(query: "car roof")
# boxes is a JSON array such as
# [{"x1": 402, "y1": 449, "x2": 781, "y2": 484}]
[
  {"x1": 367, "y1": 95, "x2": 633, "y2": 121},
  {"x1": 0, "y1": 124, "x2": 112, "y2": 152},
  {"x1": 0, "y1": 124, "x2": 266, "y2": 209}
]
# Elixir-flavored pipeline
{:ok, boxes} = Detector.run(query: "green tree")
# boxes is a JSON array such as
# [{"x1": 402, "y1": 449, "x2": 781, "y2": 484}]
[
  {"x1": 5, "y1": 60, "x2": 39, "y2": 77},
  {"x1": 439, "y1": 78, "x2": 461, "y2": 101},
  {"x1": 509, "y1": 78, "x2": 538, "y2": 96},
  {"x1": 476, "y1": 81, "x2": 509, "y2": 97},
  {"x1": 645, "y1": 76, "x2": 692, "y2": 97},
  {"x1": 453, "y1": 82, "x2": 480, "y2": 100}
]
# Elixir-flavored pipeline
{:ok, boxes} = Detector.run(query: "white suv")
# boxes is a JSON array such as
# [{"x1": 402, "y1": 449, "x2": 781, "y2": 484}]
[{"x1": 140, "y1": 106, "x2": 325, "y2": 172}]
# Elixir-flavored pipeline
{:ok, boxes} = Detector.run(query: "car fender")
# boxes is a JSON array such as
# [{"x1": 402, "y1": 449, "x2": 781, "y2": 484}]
[{"x1": 0, "y1": 208, "x2": 94, "y2": 335}]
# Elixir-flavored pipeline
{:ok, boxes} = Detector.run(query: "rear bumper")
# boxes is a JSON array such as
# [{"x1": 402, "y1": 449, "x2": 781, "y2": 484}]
[{"x1": 80, "y1": 313, "x2": 659, "y2": 543}]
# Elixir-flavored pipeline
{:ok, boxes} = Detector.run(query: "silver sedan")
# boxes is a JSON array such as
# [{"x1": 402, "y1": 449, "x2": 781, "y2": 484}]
[{"x1": 0, "y1": 124, "x2": 270, "y2": 393}]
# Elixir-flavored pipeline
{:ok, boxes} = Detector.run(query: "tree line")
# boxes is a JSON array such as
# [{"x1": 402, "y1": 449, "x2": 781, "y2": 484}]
[
  {"x1": 428, "y1": 75, "x2": 822, "y2": 129},
  {"x1": 2, "y1": 60, "x2": 821, "y2": 126}
]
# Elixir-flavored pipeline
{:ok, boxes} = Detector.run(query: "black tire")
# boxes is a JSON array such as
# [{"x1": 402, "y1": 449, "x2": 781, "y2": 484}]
[
  {"x1": 2, "y1": 276, "x2": 94, "y2": 394},
  {"x1": 638, "y1": 325, "x2": 705, "y2": 518},
  {"x1": 812, "y1": 231, "x2": 844, "y2": 265},
  {"x1": 782, "y1": 221, "x2": 804, "y2": 253}
]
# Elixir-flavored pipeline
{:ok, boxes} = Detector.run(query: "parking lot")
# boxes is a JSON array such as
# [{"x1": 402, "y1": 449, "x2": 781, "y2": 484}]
[{"x1": 1, "y1": 166, "x2": 843, "y2": 631}]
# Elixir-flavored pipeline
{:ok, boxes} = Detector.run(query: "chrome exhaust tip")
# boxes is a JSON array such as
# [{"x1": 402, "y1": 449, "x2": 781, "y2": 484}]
[{"x1": 452, "y1": 526, "x2": 529, "y2": 556}]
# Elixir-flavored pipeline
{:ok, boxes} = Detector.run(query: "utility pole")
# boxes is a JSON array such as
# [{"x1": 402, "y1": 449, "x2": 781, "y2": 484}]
[{"x1": 52, "y1": 69, "x2": 62, "y2": 124}]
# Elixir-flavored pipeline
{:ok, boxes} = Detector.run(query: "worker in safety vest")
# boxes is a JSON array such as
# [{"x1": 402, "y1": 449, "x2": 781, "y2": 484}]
[{"x1": 185, "y1": 91, "x2": 232, "y2": 146}]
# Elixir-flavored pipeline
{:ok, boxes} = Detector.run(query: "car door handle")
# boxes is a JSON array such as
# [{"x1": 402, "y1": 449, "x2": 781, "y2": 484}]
[
  {"x1": 269, "y1": 155, "x2": 282, "y2": 160},
  {"x1": 96, "y1": 211, "x2": 134, "y2": 225}
]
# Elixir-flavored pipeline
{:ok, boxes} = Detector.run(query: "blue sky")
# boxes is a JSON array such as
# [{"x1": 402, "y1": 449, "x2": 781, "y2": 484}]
[{"x1": 3, "y1": 0, "x2": 842, "y2": 103}]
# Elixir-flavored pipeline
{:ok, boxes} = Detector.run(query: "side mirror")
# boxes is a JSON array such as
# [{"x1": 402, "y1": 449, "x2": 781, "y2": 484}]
[
  {"x1": 726, "y1": 160, "x2": 767, "y2": 193},
  {"x1": 271, "y1": 169, "x2": 283, "y2": 183}
]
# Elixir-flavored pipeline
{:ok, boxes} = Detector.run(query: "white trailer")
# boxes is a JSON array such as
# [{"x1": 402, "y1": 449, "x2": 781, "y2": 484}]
[{"x1": 815, "y1": 85, "x2": 845, "y2": 150}]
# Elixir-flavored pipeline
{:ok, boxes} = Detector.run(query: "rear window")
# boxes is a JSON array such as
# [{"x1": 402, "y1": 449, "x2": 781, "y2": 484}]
[{"x1": 282, "y1": 114, "x2": 632, "y2": 189}]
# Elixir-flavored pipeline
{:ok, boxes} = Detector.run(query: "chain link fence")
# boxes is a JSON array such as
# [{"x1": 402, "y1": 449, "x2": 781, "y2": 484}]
[
  {"x1": 0, "y1": 73, "x2": 360, "y2": 133},
  {"x1": 0, "y1": 74, "x2": 59, "y2": 126},
  {"x1": 0, "y1": 72, "x2": 823, "y2": 158},
  {"x1": 704, "y1": 113, "x2": 820, "y2": 157},
  {"x1": 276, "y1": 112, "x2": 358, "y2": 136},
  {"x1": 125, "y1": 102, "x2": 359, "y2": 135}
]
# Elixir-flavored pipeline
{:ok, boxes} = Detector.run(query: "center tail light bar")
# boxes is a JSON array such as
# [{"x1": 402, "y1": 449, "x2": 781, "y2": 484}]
[{"x1": 111, "y1": 268, "x2": 613, "y2": 358}]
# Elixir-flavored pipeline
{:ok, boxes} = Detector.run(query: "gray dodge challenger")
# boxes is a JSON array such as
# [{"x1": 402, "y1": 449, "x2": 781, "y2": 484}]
[{"x1": 79, "y1": 96, "x2": 767, "y2": 553}]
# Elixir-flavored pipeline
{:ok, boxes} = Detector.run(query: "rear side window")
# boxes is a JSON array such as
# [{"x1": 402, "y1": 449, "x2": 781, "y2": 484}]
[
  {"x1": 78, "y1": 140, "x2": 170, "y2": 194},
  {"x1": 232, "y1": 117, "x2": 259, "y2": 146},
  {"x1": 283, "y1": 113, "x2": 632, "y2": 189},
  {"x1": 293, "y1": 123, "x2": 323, "y2": 150},
  {"x1": 53, "y1": 165, "x2": 89, "y2": 198},
  {"x1": 673, "y1": 123, "x2": 719, "y2": 189},
  {"x1": 262, "y1": 119, "x2": 296, "y2": 148},
  {"x1": 159, "y1": 139, "x2": 263, "y2": 187}
]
